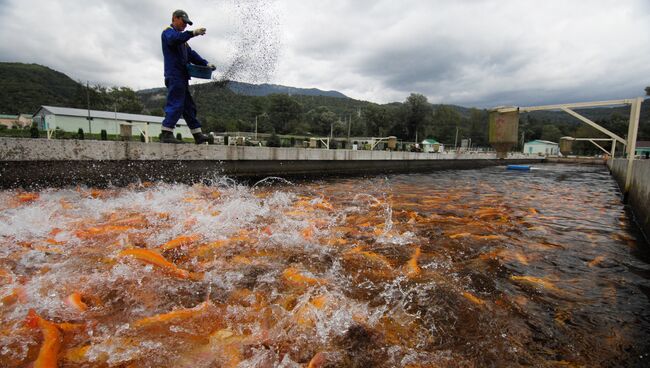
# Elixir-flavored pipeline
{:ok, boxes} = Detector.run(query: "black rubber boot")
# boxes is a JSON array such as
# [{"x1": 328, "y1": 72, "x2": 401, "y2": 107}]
[
  {"x1": 160, "y1": 130, "x2": 183, "y2": 144},
  {"x1": 193, "y1": 133, "x2": 214, "y2": 145}
]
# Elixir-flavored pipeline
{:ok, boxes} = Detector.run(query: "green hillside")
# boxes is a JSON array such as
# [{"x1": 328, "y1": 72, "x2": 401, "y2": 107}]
[
  {"x1": 0, "y1": 63, "x2": 80, "y2": 114},
  {"x1": 1, "y1": 62, "x2": 648, "y2": 153}
]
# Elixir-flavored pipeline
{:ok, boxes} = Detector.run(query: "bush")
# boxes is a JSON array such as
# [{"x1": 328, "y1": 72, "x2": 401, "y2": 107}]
[
  {"x1": 30, "y1": 126, "x2": 39, "y2": 138},
  {"x1": 101, "y1": 129, "x2": 108, "y2": 141},
  {"x1": 224, "y1": 135, "x2": 229, "y2": 145},
  {"x1": 267, "y1": 132, "x2": 281, "y2": 147},
  {"x1": 54, "y1": 127, "x2": 65, "y2": 139},
  {"x1": 78, "y1": 128, "x2": 84, "y2": 140}
]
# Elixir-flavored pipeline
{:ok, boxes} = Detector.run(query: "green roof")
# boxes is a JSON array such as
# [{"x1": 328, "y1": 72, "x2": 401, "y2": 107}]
[
  {"x1": 0, "y1": 114, "x2": 18, "y2": 119},
  {"x1": 525, "y1": 140, "x2": 558, "y2": 145},
  {"x1": 421, "y1": 139, "x2": 440, "y2": 144}
]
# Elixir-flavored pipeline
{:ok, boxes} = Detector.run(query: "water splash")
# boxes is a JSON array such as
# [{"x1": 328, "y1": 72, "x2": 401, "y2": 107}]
[
  {"x1": 1, "y1": 166, "x2": 649, "y2": 367},
  {"x1": 212, "y1": 0, "x2": 281, "y2": 88}
]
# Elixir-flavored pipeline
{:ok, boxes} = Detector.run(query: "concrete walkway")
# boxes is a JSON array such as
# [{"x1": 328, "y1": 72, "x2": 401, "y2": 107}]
[{"x1": 0, "y1": 138, "x2": 543, "y2": 188}]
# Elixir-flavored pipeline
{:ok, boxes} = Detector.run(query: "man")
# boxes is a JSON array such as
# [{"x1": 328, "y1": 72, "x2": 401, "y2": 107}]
[{"x1": 160, "y1": 9, "x2": 215, "y2": 144}]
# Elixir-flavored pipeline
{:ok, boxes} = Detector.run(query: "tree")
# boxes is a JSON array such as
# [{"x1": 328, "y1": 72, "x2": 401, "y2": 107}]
[
  {"x1": 267, "y1": 131, "x2": 281, "y2": 147},
  {"x1": 108, "y1": 87, "x2": 144, "y2": 114},
  {"x1": 646, "y1": 86, "x2": 649, "y2": 96},
  {"x1": 540, "y1": 124, "x2": 562, "y2": 143},
  {"x1": 468, "y1": 108, "x2": 488, "y2": 147},
  {"x1": 432, "y1": 105, "x2": 461, "y2": 144},
  {"x1": 267, "y1": 94, "x2": 302, "y2": 134},
  {"x1": 306, "y1": 106, "x2": 337, "y2": 136},
  {"x1": 363, "y1": 105, "x2": 392, "y2": 137},
  {"x1": 403, "y1": 93, "x2": 432, "y2": 141}
]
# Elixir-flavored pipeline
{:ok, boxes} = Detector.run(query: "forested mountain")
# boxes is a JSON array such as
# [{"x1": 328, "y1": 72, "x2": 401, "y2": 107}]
[
  {"x1": 0, "y1": 63, "x2": 79, "y2": 114},
  {"x1": 0, "y1": 62, "x2": 144, "y2": 115},
  {"x1": 1, "y1": 62, "x2": 648, "y2": 153}
]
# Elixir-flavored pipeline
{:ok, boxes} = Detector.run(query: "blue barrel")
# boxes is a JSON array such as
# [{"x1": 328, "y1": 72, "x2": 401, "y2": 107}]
[
  {"x1": 507, "y1": 165, "x2": 531, "y2": 171},
  {"x1": 187, "y1": 64, "x2": 213, "y2": 79}
]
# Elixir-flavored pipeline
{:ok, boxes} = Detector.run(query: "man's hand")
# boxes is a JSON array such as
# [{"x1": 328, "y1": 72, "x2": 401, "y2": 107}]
[
  {"x1": 207, "y1": 63, "x2": 217, "y2": 71},
  {"x1": 193, "y1": 28, "x2": 206, "y2": 36}
]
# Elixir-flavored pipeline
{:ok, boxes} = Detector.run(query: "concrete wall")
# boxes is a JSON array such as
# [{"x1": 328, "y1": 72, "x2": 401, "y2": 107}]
[
  {"x1": 609, "y1": 158, "x2": 650, "y2": 239},
  {"x1": 546, "y1": 157, "x2": 607, "y2": 165},
  {"x1": 0, "y1": 137, "x2": 543, "y2": 188}
]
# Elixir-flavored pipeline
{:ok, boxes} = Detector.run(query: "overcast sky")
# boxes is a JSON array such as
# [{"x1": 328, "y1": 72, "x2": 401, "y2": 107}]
[{"x1": 1, "y1": 0, "x2": 649, "y2": 107}]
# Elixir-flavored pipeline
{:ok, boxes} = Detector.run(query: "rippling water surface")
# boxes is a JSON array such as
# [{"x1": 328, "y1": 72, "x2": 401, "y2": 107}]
[{"x1": 1, "y1": 164, "x2": 649, "y2": 367}]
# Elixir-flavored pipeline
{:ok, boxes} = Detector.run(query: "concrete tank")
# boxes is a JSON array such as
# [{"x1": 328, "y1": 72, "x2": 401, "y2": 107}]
[
  {"x1": 559, "y1": 137, "x2": 574, "y2": 156},
  {"x1": 489, "y1": 109, "x2": 519, "y2": 159}
]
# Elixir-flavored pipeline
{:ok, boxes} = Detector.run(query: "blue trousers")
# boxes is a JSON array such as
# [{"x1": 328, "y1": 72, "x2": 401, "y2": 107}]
[{"x1": 162, "y1": 78, "x2": 202, "y2": 131}]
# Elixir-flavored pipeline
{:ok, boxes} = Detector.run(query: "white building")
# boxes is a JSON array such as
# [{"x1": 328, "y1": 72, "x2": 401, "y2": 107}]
[
  {"x1": 421, "y1": 138, "x2": 444, "y2": 153},
  {"x1": 32, "y1": 106, "x2": 192, "y2": 138},
  {"x1": 523, "y1": 140, "x2": 559, "y2": 155}
]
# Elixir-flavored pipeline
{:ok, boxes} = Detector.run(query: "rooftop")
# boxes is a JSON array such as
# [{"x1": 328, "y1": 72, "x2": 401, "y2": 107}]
[
  {"x1": 525, "y1": 140, "x2": 558, "y2": 145},
  {"x1": 34, "y1": 106, "x2": 187, "y2": 125}
]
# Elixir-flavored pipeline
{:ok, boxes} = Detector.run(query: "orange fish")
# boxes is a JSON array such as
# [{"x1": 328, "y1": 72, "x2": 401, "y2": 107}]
[
  {"x1": 62, "y1": 345, "x2": 90, "y2": 364},
  {"x1": 118, "y1": 248, "x2": 202, "y2": 281},
  {"x1": 17, "y1": 192, "x2": 40, "y2": 202},
  {"x1": 111, "y1": 215, "x2": 149, "y2": 228},
  {"x1": 65, "y1": 292, "x2": 88, "y2": 312},
  {"x1": 75, "y1": 225, "x2": 132, "y2": 239},
  {"x1": 344, "y1": 246, "x2": 393, "y2": 270},
  {"x1": 160, "y1": 234, "x2": 202, "y2": 251},
  {"x1": 315, "y1": 200, "x2": 334, "y2": 211},
  {"x1": 588, "y1": 256, "x2": 605, "y2": 268},
  {"x1": 301, "y1": 226, "x2": 314, "y2": 239},
  {"x1": 307, "y1": 352, "x2": 327, "y2": 368},
  {"x1": 132, "y1": 300, "x2": 214, "y2": 328},
  {"x1": 2, "y1": 287, "x2": 27, "y2": 306},
  {"x1": 282, "y1": 267, "x2": 324, "y2": 288},
  {"x1": 25, "y1": 310, "x2": 62, "y2": 368},
  {"x1": 449, "y1": 232, "x2": 471, "y2": 239},
  {"x1": 462, "y1": 291, "x2": 485, "y2": 306},
  {"x1": 59, "y1": 199, "x2": 72, "y2": 209},
  {"x1": 511, "y1": 275, "x2": 561, "y2": 293},
  {"x1": 404, "y1": 247, "x2": 421, "y2": 278}
]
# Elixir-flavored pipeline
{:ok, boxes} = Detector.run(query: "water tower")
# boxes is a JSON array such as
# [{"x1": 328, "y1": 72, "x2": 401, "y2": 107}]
[{"x1": 488, "y1": 108, "x2": 519, "y2": 159}]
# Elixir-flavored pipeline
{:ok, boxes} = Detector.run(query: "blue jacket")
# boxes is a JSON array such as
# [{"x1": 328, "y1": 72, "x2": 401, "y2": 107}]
[{"x1": 161, "y1": 25, "x2": 208, "y2": 80}]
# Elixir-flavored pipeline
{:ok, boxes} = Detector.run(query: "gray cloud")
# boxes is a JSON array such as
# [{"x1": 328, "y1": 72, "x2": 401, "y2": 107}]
[{"x1": 1, "y1": 0, "x2": 649, "y2": 108}]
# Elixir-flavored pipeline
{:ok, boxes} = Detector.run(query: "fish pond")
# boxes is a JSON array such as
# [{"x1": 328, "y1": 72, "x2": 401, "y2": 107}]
[{"x1": 1, "y1": 164, "x2": 649, "y2": 367}]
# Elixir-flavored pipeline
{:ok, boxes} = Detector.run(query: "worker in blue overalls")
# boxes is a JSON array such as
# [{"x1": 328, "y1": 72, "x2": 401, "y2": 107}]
[{"x1": 160, "y1": 9, "x2": 215, "y2": 144}]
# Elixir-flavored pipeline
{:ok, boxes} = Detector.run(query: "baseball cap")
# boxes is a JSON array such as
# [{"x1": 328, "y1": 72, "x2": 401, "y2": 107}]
[{"x1": 172, "y1": 9, "x2": 193, "y2": 25}]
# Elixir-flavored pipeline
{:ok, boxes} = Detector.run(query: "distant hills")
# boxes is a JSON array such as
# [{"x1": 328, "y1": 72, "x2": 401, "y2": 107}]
[
  {"x1": 0, "y1": 62, "x2": 647, "y2": 143},
  {"x1": 0, "y1": 63, "x2": 81, "y2": 114},
  {"x1": 227, "y1": 81, "x2": 347, "y2": 98},
  {"x1": 133, "y1": 81, "x2": 347, "y2": 101}
]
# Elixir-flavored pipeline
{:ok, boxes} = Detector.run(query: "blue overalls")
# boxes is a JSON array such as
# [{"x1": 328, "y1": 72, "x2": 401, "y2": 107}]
[{"x1": 161, "y1": 25, "x2": 208, "y2": 132}]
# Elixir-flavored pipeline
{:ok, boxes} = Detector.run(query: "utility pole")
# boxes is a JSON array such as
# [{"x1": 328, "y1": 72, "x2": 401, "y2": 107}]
[
  {"x1": 454, "y1": 127, "x2": 459, "y2": 148},
  {"x1": 347, "y1": 115, "x2": 351, "y2": 142},
  {"x1": 255, "y1": 115, "x2": 258, "y2": 140},
  {"x1": 114, "y1": 103, "x2": 118, "y2": 136},
  {"x1": 86, "y1": 81, "x2": 92, "y2": 135}
]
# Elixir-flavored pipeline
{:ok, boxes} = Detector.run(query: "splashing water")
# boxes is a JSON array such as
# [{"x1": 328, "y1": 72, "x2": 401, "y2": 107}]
[
  {"x1": 211, "y1": 0, "x2": 281, "y2": 88},
  {"x1": 1, "y1": 164, "x2": 650, "y2": 367}
]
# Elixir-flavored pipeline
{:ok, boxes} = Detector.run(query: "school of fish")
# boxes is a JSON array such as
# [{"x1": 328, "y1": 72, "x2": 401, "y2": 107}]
[{"x1": 1, "y1": 165, "x2": 649, "y2": 367}]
